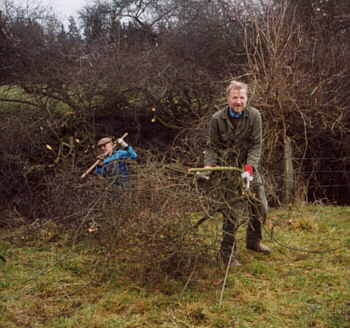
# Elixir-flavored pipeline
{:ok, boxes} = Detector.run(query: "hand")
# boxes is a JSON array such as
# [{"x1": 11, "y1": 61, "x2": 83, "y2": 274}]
[
  {"x1": 117, "y1": 138, "x2": 128, "y2": 148},
  {"x1": 241, "y1": 164, "x2": 254, "y2": 182},
  {"x1": 96, "y1": 153, "x2": 106, "y2": 161},
  {"x1": 196, "y1": 171, "x2": 211, "y2": 181},
  {"x1": 196, "y1": 166, "x2": 213, "y2": 181}
]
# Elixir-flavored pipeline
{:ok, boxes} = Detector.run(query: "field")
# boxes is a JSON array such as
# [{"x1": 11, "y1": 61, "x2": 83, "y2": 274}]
[{"x1": 0, "y1": 205, "x2": 349, "y2": 328}]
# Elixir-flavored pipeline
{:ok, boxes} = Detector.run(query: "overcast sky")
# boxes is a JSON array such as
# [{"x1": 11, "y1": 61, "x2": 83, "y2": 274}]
[{"x1": 46, "y1": 0, "x2": 89, "y2": 22}]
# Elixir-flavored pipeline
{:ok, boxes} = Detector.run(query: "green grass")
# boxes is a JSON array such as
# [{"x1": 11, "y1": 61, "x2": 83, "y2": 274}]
[
  {"x1": 0, "y1": 85, "x2": 74, "y2": 114},
  {"x1": 0, "y1": 205, "x2": 349, "y2": 328}
]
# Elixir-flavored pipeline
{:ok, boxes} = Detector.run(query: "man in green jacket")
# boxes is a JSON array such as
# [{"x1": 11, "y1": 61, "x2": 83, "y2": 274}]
[{"x1": 203, "y1": 80, "x2": 270, "y2": 266}]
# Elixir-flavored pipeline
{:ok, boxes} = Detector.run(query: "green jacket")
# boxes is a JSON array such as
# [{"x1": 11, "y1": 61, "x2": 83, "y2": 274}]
[{"x1": 204, "y1": 106, "x2": 263, "y2": 171}]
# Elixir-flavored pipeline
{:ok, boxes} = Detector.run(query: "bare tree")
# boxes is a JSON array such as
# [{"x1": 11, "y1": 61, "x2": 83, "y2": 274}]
[{"x1": 243, "y1": 0, "x2": 350, "y2": 203}]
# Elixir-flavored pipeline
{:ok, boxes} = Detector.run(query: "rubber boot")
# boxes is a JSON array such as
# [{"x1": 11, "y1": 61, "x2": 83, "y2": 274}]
[{"x1": 246, "y1": 217, "x2": 271, "y2": 254}]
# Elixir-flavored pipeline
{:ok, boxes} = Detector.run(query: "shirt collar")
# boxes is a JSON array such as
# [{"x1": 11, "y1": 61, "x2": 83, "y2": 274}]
[{"x1": 228, "y1": 107, "x2": 247, "y2": 118}]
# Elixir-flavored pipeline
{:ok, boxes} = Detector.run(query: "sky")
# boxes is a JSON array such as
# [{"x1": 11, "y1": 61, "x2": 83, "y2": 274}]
[{"x1": 46, "y1": 0, "x2": 89, "y2": 22}]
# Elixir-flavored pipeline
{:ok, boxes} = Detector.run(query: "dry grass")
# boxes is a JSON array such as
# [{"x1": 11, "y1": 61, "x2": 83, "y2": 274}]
[{"x1": 0, "y1": 205, "x2": 349, "y2": 328}]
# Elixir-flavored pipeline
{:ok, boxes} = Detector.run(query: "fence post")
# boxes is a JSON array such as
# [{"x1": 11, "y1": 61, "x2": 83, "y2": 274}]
[{"x1": 283, "y1": 136, "x2": 294, "y2": 204}]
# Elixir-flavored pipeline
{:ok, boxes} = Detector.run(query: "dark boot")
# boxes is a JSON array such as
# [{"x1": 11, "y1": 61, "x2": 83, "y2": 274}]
[
  {"x1": 220, "y1": 247, "x2": 242, "y2": 267},
  {"x1": 246, "y1": 240, "x2": 271, "y2": 254},
  {"x1": 246, "y1": 217, "x2": 271, "y2": 254}
]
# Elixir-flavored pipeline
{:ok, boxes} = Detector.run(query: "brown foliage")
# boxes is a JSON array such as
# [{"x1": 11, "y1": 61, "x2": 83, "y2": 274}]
[
  {"x1": 1, "y1": 0, "x2": 350, "y2": 220},
  {"x1": 243, "y1": 0, "x2": 350, "y2": 203},
  {"x1": 12, "y1": 154, "x2": 217, "y2": 283}
]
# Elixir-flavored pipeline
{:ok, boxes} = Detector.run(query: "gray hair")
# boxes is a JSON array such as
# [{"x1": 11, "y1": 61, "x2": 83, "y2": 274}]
[{"x1": 226, "y1": 80, "x2": 248, "y2": 96}]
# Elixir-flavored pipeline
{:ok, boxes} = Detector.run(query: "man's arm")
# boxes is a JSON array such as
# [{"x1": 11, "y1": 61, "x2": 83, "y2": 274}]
[
  {"x1": 110, "y1": 146, "x2": 137, "y2": 160},
  {"x1": 246, "y1": 110, "x2": 262, "y2": 169},
  {"x1": 204, "y1": 117, "x2": 220, "y2": 167}
]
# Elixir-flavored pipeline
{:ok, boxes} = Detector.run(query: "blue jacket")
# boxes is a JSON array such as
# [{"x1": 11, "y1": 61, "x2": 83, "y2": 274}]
[{"x1": 94, "y1": 146, "x2": 137, "y2": 180}]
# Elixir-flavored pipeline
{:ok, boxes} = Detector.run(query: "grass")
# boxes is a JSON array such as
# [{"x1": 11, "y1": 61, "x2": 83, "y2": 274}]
[
  {"x1": 0, "y1": 85, "x2": 74, "y2": 114},
  {"x1": 0, "y1": 205, "x2": 349, "y2": 328}
]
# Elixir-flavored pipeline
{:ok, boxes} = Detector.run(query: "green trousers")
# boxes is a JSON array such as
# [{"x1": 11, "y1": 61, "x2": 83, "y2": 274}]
[{"x1": 207, "y1": 171, "x2": 268, "y2": 263}]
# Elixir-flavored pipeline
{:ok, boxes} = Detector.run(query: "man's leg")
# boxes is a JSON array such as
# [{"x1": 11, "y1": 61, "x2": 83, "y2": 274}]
[
  {"x1": 220, "y1": 196, "x2": 249, "y2": 266},
  {"x1": 246, "y1": 183, "x2": 271, "y2": 253},
  {"x1": 217, "y1": 172, "x2": 247, "y2": 266},
  {"x1": 220, "y1": 214, "x2": 240, "y2": 266}
]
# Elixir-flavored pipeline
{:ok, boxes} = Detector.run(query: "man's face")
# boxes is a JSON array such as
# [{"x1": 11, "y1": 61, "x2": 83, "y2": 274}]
[
  {"x1": 227, "y1": 88, "x2": 248, "y2": 113},
  {"x1": 99, "y1": 141, "x2": 113, "y2": 155}
]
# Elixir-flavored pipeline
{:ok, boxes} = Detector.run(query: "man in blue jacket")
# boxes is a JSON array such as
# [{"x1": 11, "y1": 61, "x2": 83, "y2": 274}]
[{"x1": 94, "y1": 136, "x2": 137, "y2": 187}]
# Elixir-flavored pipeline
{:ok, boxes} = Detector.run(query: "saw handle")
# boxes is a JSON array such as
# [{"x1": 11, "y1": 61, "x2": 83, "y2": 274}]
[
  {"x1": 80, "y1": 159, "x2": 101, "y2": 179},
  {"x1": 117, "y1": 132, "x2": 128, "y2": 143}
]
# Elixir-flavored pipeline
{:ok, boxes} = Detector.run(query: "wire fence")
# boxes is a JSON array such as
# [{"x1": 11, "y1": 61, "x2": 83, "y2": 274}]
[
  {"x1": 292, "y1": 156, "x2": 350, "y2": 189},
  {"x1": 267, "y1": 157, "x2": 350, "y2": 190}
]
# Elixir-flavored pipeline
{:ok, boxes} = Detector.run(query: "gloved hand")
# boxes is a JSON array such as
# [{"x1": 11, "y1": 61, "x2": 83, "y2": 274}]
[
  {"x1": 117, "y1": 138, "x2": 128, "y2": 148},
  {"x1": 241, "y1": 164, "x2": 254, "y2": 182},
  {"x1": 196, "y1": 171, "x2": 211, "y2": 181},
  {"x1": 196, "y1": 166, "x2": 213, "y2": 181}
]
